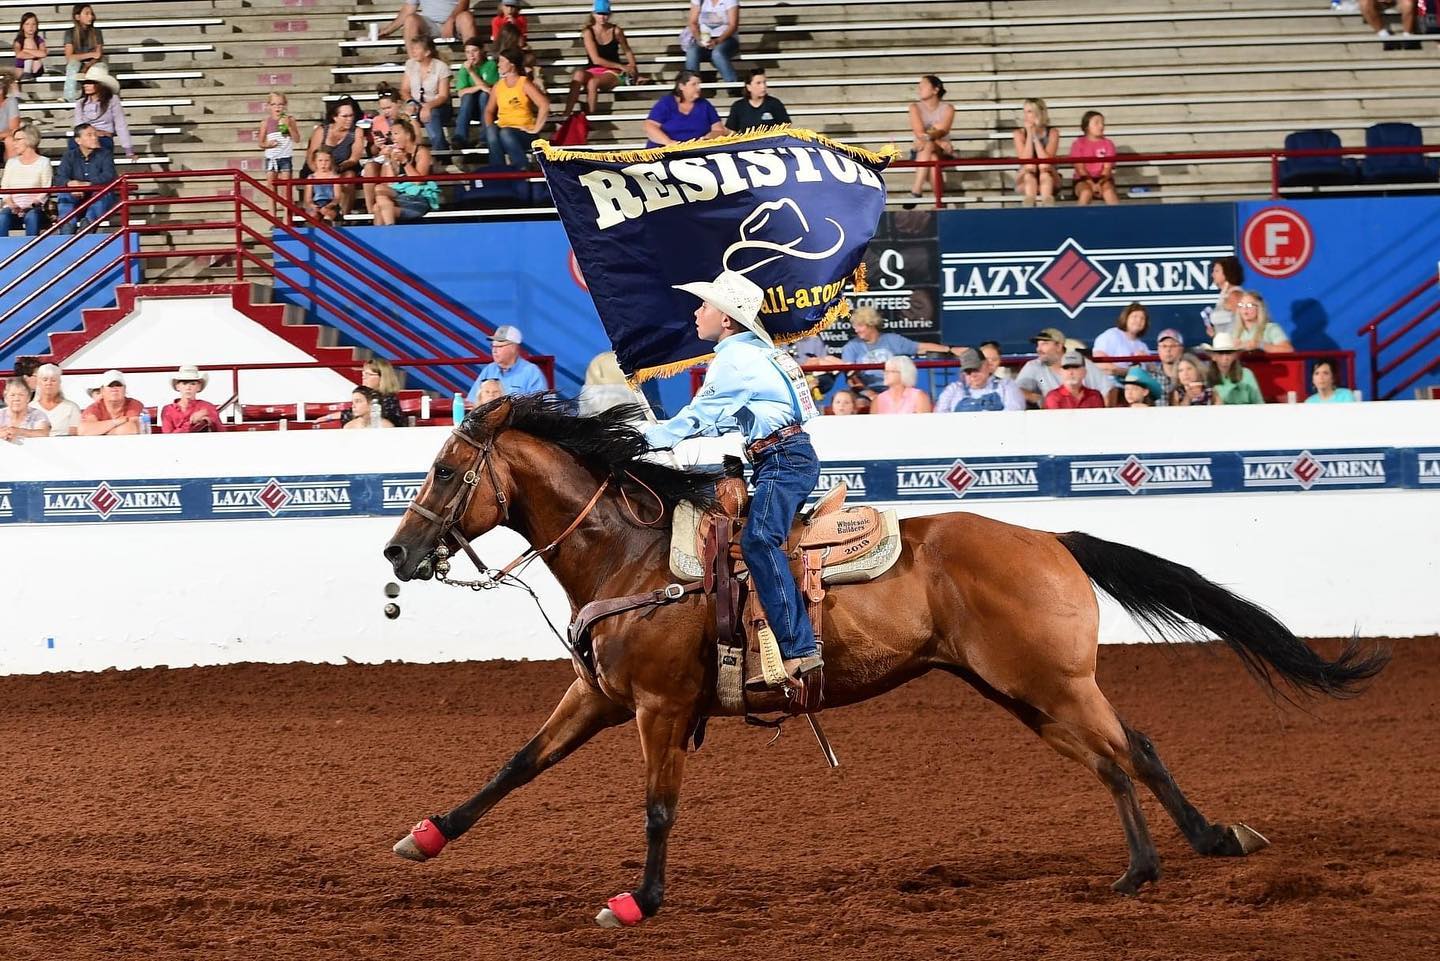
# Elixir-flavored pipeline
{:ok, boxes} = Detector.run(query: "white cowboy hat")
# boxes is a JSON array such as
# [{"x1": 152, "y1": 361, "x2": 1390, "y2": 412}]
[
  {"x1": 170, "y1": 364, "x2": 209, "y2": 390},
  {"x1": 673, "y1": 270, "x2": 771, "y2": 347},
  {"x1": 81, "y1": 64, "x2": 121, "y2": 94},
  {"x1": 1201, "y1": 331, "x2": 1241, "y2": 352}
]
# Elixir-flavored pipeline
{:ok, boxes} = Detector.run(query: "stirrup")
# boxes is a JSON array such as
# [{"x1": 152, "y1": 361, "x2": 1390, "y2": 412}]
[{"x1": 755, "y1": 621, "x2": 788, "y2": 687}]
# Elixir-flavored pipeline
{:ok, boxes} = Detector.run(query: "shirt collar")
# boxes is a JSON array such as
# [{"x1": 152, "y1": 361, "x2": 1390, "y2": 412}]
[{"x1": 715, "y1": 331, "x2": 762, "y2": 354}]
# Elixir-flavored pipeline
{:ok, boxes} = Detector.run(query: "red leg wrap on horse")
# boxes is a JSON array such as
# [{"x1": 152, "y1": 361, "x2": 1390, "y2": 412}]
[
  {"x1": 410, "y1": 818, "x2": 448, "y2": 859},
  {"x1": 606, "y1": 892, "x2": 644, "y2": 925}
]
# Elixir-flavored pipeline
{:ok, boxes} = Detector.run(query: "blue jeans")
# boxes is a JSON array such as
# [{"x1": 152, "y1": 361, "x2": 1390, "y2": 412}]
[
  {"x1": 0, "y1": 204, "x2": 45, "y2": 236},
  {"x1": 423, "y1": 104, "x2": 452, "y2": 151},
  {"x1": 454, "y1": 91, "x2": 489, "y2": 146},
  {"x1": 56, "y1": 190, "x2": 118, "y2": 233},
  {"x1": 740, "y1": 431, "x2": 821, "y2": 659},
  {"x1": 685, "y1": 36, "x2": 740, "y2": 83},
  {"x1": 485, "y1": 124, "x2": 536, "y2": 170}
]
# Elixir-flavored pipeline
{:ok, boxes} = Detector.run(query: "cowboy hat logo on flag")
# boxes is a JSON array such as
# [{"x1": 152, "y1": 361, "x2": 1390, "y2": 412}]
[{"x1": 537, "y1": 128, "x2": 893, "y2": 383}]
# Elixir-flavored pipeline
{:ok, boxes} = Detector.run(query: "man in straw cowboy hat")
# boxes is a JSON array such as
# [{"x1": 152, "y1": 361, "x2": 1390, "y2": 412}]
[
  {"x1": 160, "y1": 365, "x2": 222, "y2": 433},
  {"x1": 643, "y1": 269, "x2": 824, "y2": 689}
]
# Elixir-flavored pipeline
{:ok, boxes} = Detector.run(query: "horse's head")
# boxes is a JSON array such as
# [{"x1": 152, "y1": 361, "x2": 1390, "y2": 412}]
[{"x1": 384, "y1": 398, "x2": 517, "y2": 581}]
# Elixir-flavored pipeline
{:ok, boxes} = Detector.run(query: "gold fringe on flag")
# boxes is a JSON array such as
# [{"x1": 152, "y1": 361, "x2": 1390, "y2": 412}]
[{"x1": 536, "y1": 125, "x2": 896, "y2": 168}]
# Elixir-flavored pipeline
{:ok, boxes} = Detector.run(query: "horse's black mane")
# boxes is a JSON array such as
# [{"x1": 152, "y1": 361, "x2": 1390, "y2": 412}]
[{"x1": 464, "y1": 393, "x2": 721, "y2": 513}]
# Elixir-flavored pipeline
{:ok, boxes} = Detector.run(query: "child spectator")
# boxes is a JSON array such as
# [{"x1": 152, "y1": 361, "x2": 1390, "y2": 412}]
[
  {"x1": 1092, "y1": 302, "x2": 1150, "y2": 375},
  {"x1": 1204, "y1": 255, "x2": 1244, "y2": 337},
  {"x1": 684, "y1": 0, "x2": 740, "y2": 84},
  {"x1": 74, "y1": 64, "x2": 133, "y2": 159},
  {"x1": 725, "y1": 68, "x2": 788, "y2": 132},
  {"x1": 0, "y1": 376, "x2": 49, "y2": 441},
  {"x1": 0, "y1": 69, "x2": 21, "y2": 159},
  {"x1": 828, "y1": 389, "x2": 858, "y2": 415},
  {"x1": 32, "y1": 364, "x2": 81, "y2": 435},
  {"x1": 258, "y1": 91, "x2": 296, "y2": 196},
  {"x1": 1203, "y1": 333, "x2": 1265, "y2": 405},
  {"x1": 1306, "y1": 359, "x2": 1357, "y2": 403},
  {"x1": 54, "y1": 123, "x2": 117, "y2": 232},
  {"x1": 305, "y1": 97, "x2": 365, "y2": 216},
  {"x1": 644, "y1": 70, "x2": 724, "y2": 147},
  {"x1": 78, "y1": 368, "x2": 143, "y2": 435},
  {"x1": 872, "y1": 356, "x2": 932, "y2": 413},
  {"x1": 476, "y1": 378, "x2": 505, "y2": 404},
  {"x1": 13, "y1": 12, "x2": 46, "y2": 83},
  {"x1": 1121, "y1": 367, "x2": 1160, "y2": 407},
  {"x1": 345, "y1": 386, "x2": 396, "y2": 428},
  {"x1": 1360, "y1": 0, "x2": 1418, "y2": 38},
  {"x1": 380, "y1": 0, "x2": 478, "y2": 45},
  {"x1": 1044, "y1": 351, "x2": 1105, "y2": 409},
  {"x1": 494, "y1": 21, "x2": 534, "y2": 75},
  {"x1": 1071, "y1": 110, "x2": 1118, "y2": 205},
  {"x1": 934, "y1": 348, "x2": 1025, "y2": 412},
  {"x1": 401, "y1": 35, "x2": 451, "y2": 151},
  {"x1": 62, "y1": 4, "x2": 102, "y2": 102},
  {"x1": 303, "y1": 150, "x2": 342, "y2": 224},
  {"x1": 905, "y1": 75, "x2": 954, "y2": 208},
  {"x1": 490, "y1": 0, "x2": 528, "y2": 44},
  {"x1": 370, "y1": 116, "x2": 438, "y2": 224},
  {"x1": 1013, "y1": 97, "x2": 1058, "y2": 207},
  {"x1": 161, "y1": 365, "x2": 223, "y2": 433},
  {"x1": 1233, "y1": 290, "x2": 1293, "y2": 353},
  {"x1": 483, "y1": 47, "x2": 548, "y2": 167},
  {"x1": 0, "y1": 123, "x2": 50, "y2": 236},
  {"x1": 1173, "y1": 353, "x2": 1213, "y2": 406},
  {"x1": 453, "y1": 38, "x2": 494, "y2": 147},
  {"x1": 564, "y1": 1, "x2": 639, "y2": 117}
]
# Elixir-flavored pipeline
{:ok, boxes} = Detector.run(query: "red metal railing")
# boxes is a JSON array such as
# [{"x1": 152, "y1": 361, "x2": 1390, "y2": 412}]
[{"x1": 1357, "y1": 272, "x2": 1440, "y2": 400}]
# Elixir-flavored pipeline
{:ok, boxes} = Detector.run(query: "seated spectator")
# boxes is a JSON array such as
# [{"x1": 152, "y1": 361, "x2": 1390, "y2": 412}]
[
  {"x1": 1044, "y1": 351, "x2": 1105, "y2": 409},
  {"x1": 935, "y1": 348, "x2": 1025, "y2": 412},
  {"x1": 979, "y1": 340, "x2": 1012, "y2": 380},
  {"x1": 726, "y1": 68, "x2": 787, "y2": 133},
  {"x1": 1204, "y1": 255, "x2": 1244, "y2": 337},
  {"x1": 0, "y1": 123, "x2": 48, "y2": 235},
  {"x1": 484, "y1": 46, "x2": 549, "y2": 168},
  {"x1": 841, "y1": 306, "x2": 967, "y2": 402},
  {"x1": 453, "y1": 38, "x2": 495, "y2": 147},
  {"x1": 578, "y1": 350, "x2": 645, "y2": 416},
  {"x1": 1360, "y1": 0, "x2": 1417, "y2": 38},
  {"x1": 1071, "y1": 110, "x2": 1119, "y2": 205},
  {"x1": 466, "y1": 324, "x2": 546, "y2": 401},
  {"x1": 362, "y1": 84, "x2": 404, "y2": 212},
  {"x1": 33, "y1": 363, "x2": 82, "y2": 435},
  {"x1": 684, "y1": 0, "x2": 740, "y2": 84},
  {"x1": 54, "y1": 122, "x2": 117, "y2": 232},
  {"x1": 303, "y1": 150, "x2": 342, "y2": 224},
  {"x1": 78, "y1": 368, "x2": 143, "y2": 435},
  {"x1": 62, "y1": 5, "x2": 102, "y2": 103},
  {"x1": 401, "y1": 35, "x2": 452, "y2": 151},
  {"x1": 345, "y1": 386, "x2": 396, "y2": 428},
  {"x1": 0, "y1": 376, "x2": 49, "y2": 441},
  {"x1": 564, "y1": 2, "x2": 639, "y2": 117},
  {"x1": 74, "y1": 64, "x2": 133, "y2": 160},
  {"x1": 305, "y1": 98, "x2": 365, "y2": 216},
  {"x1": 490, "y1": 0, "x2": 528, "y2": 44},
  {"x1": 371, "y1": 117, "x2": 438, "y2": 225},
  {"x1": 872, "y1": 356, "x2": 932, "y2": 414},
  {"x1": 1149, "y1": 328, "x2": 1183, "y2": 406},
  {"x1": 1233, "y1": 291, "x2": 1293, "y2": 353},
  {"x1": 1203, "y1": 333, "x2": 1265, "y2": 405},
  {"x1": 905, "y1": 75, "x2": 954, "y2": 208},
  {"x1": 1121, "y1": 366, "x2": 1160, "y2": 408},
  {"x1": 476, "y1": 378, "x2": 505, "y2": 404},
  {"x1": 828, "y1": 389, "x2": 858, "y2": 415},
  {"x1": 337, "y1": 358, "x2": 407, "y2": 426},
  {"x1": 13, "y1": 354, "x2": 41, "y2": 392},
  {"x1": 644, "y1": 70, "x2": 724, "y2": 147},
  {"x1": 0, "y1": 69, "x2": 21, "y2": 158},
  {"x1": 1015, "y1": 327, "x2": 1114, "y2": 407},
  {"x1": 160, "y1": 365, "x2": 223, "y2": 433},
  {"x1": 379, "y1": 0, "x2": 477, "y2": 43},
  {"x1": 1092, "y1": 302, "x2": 1150, "y2": 375},
  {"x1": 1306, "y1": 358, "x2": 1357, "y2": 403},
  {"x1": 1013, "y1": 98, "x2": 1058, "y2": 207},
  {"x1": 493, "y1": 21, "x2": 534, "y2": 75},
  {"x1": 1173, "y1": 352, "x2": 1213, "y2": 406},
  {"x1": 13, "y1": 13, "x2": 47, "y2": 84}
]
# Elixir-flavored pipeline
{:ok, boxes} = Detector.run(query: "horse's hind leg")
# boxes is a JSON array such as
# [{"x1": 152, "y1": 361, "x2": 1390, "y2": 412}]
[
  {"x1": 394, "y1": 678, "x2": 629, "y2": 861},
  {"x1": 1122, "y1": 722, "x2": 1270, "y2": 858}
]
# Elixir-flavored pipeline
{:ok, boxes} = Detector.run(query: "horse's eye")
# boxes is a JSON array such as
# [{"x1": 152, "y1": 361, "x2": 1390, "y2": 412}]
[{"x1": 435, "y1": 465, "x2": 454, "y2": 481}]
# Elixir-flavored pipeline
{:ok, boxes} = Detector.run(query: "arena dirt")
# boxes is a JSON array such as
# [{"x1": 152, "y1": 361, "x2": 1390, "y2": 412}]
[{"x1": 2, "y1": 638, "x2": 1436, "y2": 961}]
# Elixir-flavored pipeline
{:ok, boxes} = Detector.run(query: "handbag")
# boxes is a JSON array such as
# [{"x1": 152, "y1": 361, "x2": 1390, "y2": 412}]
[{"x1": 551, "y1": 110, "x2": 590, "y2": 147}]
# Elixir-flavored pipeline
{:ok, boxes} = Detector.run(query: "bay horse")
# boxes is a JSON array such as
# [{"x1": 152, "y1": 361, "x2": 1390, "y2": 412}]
[{"x1": 382, "y1": 394, "x2": 1386, "y2": 927}]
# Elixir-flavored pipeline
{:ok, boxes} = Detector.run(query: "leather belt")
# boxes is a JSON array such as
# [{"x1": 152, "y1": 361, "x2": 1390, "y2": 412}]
[{"x1": 746, "y1": 424, "x2": 804, "y2": 461}]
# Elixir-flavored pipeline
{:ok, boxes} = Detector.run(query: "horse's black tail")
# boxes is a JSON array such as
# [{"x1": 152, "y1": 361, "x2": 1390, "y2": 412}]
[{"x1": 1056, "y1": 531, "x2": 1388, "y2": 700}]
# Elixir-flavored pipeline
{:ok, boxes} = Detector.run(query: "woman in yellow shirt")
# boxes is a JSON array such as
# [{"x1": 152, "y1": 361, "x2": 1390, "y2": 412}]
[{"x1": 482, "y1": 47, "x2": 549, "y2": 169}]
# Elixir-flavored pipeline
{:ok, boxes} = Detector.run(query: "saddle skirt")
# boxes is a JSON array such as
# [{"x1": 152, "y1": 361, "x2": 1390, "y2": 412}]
[{"x1": 669, "y1": 486, "x2": 902, "y2": 585}]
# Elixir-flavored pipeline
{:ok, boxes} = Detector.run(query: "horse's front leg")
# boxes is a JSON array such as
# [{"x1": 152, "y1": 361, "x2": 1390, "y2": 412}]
[
  {"x1": 595, "y1": 705, "x2": 689, "y2": 927},
  {"x1": 393, "y1": 677, "x2": 630, "y2": 861}
]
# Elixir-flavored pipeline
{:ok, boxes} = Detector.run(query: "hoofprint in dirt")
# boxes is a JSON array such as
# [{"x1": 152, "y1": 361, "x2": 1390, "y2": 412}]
[{"x1": 0, "y1": 638, "x2": 1435, "y2": 961}]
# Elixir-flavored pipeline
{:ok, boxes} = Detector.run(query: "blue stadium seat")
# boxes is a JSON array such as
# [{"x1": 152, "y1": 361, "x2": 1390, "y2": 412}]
[
  {"x1": 1360, "y1": 122, "x2": 1440, "y2": 185},
  {"x1": 1277, "y1": 129, "x2": 1358, "y2": 188}
]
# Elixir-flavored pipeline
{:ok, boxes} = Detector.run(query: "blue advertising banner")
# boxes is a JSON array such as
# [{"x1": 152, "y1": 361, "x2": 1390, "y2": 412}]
[{"x1": 937, "y1": 203, "x2": 1234, "y2": 352}]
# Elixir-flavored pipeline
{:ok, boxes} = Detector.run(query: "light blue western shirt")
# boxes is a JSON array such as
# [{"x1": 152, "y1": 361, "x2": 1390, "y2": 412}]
[
  {"x1": 466, "y1": 356, "x2": 548, "y2": 403},
  {"x1": 643, "y1": 331, "x2": 807, "y2": 449}
]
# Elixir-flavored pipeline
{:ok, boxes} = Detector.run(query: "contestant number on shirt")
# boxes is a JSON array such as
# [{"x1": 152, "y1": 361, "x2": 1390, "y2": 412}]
[{"x1": 769, "y1": 349, "x2": 820, "y2": 423}]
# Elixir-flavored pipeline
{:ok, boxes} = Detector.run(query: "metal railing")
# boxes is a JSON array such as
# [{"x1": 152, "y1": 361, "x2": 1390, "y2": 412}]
[{"x1": 1357, "y1": 272, "x2": 1440, "y2": 400}]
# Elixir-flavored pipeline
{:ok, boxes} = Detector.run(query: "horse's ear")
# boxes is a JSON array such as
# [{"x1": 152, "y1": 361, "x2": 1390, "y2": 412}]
[{"x1": 476, "y1": 395, "x2": 516, "y2": 436}]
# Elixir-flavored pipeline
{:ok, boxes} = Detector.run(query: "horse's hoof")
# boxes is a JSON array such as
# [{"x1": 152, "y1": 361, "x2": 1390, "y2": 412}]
[
  {"x1": 595, "y1": 892, "x2": 644, "y2": 928},
  {"x1": 1229, "y1": 823, "x2": 1270, "y2": 856},
  {"x1": 594, "y1": 908, "x2": 623, "y2": 928},
  {"x1": 392, "y1": 818, "x2": 447, "y2": 862},
  {"x1": 1111, "y1": 864, "x2": 1160, "y2": 896}
]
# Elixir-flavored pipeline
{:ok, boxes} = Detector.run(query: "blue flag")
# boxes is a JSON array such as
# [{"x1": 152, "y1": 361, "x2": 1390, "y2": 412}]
[{"x1": 537, "y1": 128, "x2": 893, "y2": 383}]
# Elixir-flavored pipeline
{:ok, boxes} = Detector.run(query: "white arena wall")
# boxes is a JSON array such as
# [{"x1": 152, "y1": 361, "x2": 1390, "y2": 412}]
[{"x1": 2, "y1": 402, "x2": 1436, "y2": 675}]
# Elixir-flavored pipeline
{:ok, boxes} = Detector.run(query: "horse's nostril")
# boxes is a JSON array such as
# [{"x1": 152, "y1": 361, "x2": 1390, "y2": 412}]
[{"x1": 384, "y1": 543, "x2": 406, "y2": 568}]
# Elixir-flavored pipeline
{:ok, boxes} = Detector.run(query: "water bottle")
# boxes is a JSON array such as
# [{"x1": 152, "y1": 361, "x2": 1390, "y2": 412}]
[
  {"x1": 369, "y1": 402, "x2": 381, "y2": 428},
  {"x1": 420, "y1": 394, "x2": 431, "y2": 420},
  {"x1": 452, "y1": 392, "x2": 465, "y2": 426},
  {"x1": 139, "y1": 409, "x2": 152, "y2": 434}
]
